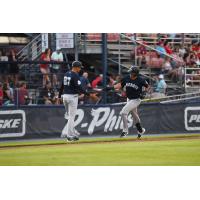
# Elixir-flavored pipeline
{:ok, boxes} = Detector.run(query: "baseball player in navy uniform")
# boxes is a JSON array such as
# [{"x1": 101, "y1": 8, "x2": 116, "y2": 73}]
[
  {"x1": 59, "y1": 61, "x2": 92, "y2": 141},
  {"x1": 113, "y1": 66, "x2": 149, "y2": 138}
]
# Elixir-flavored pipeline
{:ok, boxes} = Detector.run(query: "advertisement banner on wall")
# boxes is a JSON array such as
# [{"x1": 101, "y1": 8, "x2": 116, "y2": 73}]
[
  {"x1": 0, "y1": 110, "x2": 26, "y2": 138},
  {"x1": 1, "y1": 102, "x2": 200, "y2": 139}
]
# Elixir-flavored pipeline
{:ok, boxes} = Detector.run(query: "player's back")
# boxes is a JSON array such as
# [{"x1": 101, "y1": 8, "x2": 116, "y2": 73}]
[{"x1": 63, "y1": 71, "x2": 80, "y2": 95}]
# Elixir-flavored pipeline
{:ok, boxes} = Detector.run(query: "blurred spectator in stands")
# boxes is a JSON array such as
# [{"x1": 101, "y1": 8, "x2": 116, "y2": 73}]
[
  {"x1": 8, "y1": 49, "x2": 19, "y2": 86},
  {"x1": 162, "y1": 57, "x2": 173, "y2": 74},
  {"x1": 191, "y1": 41, "x2": 199, "y2": 53},
  {"x1": 108, "y1": 74, "x2": 115, "y2": 86},
  {"x1": 114, "y1": 75, "x2": 122, "y2": 84},
  {"x1": 40, "y1": 48, "x2": 51, "y2": 88},
  {"x1": 79, "y1": 71, "x2": 91, "y2": 104},
  {"x1": 196, "y1": 48, "x2": 200, "y2": 60},
  {"x1": 156, "y1": 41, "x2": 166, "y2": 58},
  {"x1": 51, "y1": 48, "x2": 63, "y2": 88},
  {"x1": 164, "y1": 41, "x2": 173, "y2": 55},
  {"x1": 131, "y1": 40, "x2": 147, "y2": 66},
  {"x1": 0, "y1": 51, "x2": 2, "y2": 82},
  {"x1": 92, "y1": 74, "x2": 103, "y2": 88},
  {"x1": 40, "y1": 81, "x2": 58, "y2": 105},
  {"x1": 0, "y1": 82, "x2": 3, "y2": 106},
  {"x1": 179, "y1": 45, "x2": 187, "y2": 58},
  {"x1": 169, "y1": 33, "x2": 176, "y2": 43},
  {"x1": 80, "y1": 72, "x2": 91, "y2": 90},
  {"x1": 151, "y1": 74, "x2": 167, "y2": 98},
  {"x1": 140, "y1": 55, "x2": 147, "y2": 68},
  {"x1": 2, "y1": 82, "x2": 14, "y2": 106},
  {"x1": 148, "y1": 54, "x2": 164, "y2": 74},
  {"x1": 0, "y1": 50, "x2": 9, "y2": 83},
  {"x1": 15, "y1": 82, "x2": 30, "y2": 105}
]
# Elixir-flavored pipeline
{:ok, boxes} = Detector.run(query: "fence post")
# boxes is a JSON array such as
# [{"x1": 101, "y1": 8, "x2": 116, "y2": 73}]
[
  {"x1": 102, "y1": 33, "x2": 108, "y2": 104},
  {"x1": 74, "y1": 33, "x2": 79, "y2": 61}
]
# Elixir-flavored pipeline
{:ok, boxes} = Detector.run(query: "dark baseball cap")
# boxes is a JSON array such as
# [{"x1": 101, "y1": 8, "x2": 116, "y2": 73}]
[
  {"x1": 72, "y1": 61, "x2": 83, "y2": 68},
  {"x1": 128, "y1": 65, "x2": 139, "y2": 75}
]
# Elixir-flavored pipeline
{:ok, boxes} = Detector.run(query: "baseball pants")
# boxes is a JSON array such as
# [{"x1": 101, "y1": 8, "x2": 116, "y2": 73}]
[
  {"x1": 61, "y1": 94, "x2": 79, "y2": 138},
  {"x1": 120, "y1": 98, "x2": 141, "y2": 133}
]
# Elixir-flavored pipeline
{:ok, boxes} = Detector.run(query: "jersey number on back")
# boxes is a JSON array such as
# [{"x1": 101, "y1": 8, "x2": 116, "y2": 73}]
[{"x1": 64, "y1": 76, "x2": 71, "y2": 86}]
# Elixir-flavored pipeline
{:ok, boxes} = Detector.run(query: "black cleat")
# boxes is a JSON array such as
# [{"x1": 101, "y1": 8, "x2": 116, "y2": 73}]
[
  {"x1": 66, "y1": 136, "x2": 74, "y2": 141},
  {"x1": 72, "y1": 136, "x2": 79, "y2": 141},
  {"x1": 137, "y1": 128, "x2": 145, "y2": 139},
  {"x1": 120, "y1": 132, "x2": 128, "y2": 138}
]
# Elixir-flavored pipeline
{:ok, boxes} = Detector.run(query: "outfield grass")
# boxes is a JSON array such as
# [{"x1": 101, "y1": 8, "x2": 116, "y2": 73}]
[{"x1": 0, "y1": 136, "x2": 200, "y2": 166}]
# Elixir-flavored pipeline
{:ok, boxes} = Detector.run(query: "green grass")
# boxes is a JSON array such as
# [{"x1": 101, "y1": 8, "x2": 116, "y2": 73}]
[{"x1": 0, "y1": 136, "x2": 200, "y2": 166}]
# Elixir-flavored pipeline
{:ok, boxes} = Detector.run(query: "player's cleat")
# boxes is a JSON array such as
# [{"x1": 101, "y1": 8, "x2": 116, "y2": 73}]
[
  {"x1": 72, "y1": 136, "x2": 79, "y2": 141},
  {"x1": 65, "y1": 136, "x2": 79, "y2": 142},
  {"x1": 66, "y1": 136, "x2": 75, "y2": 141},
  {"x1": 120, "y1": 132, "x2": 128, "y2": 138},
  {"x1": 137, "y1": 128, "x2": 145, "y2": 139}
]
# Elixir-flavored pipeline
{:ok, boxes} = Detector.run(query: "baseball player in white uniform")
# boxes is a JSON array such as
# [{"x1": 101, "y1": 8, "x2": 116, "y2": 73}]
[{"x1": 59, "y1": 61, "x2": 91, "y2": 141}]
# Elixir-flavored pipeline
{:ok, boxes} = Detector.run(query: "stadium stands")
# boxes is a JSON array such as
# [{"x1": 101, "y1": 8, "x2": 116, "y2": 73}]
[{"x1": 1, "y1": 33, "x2": 200, "y2": 106}]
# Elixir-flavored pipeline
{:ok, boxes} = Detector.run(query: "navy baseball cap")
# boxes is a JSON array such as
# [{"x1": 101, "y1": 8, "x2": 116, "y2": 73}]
[
  {"x1": 72, "y1": 61, "x2": 83, "y2": 68},
  {"x1": 128, "y1": 65, "x2": 139, "y2": 75}
]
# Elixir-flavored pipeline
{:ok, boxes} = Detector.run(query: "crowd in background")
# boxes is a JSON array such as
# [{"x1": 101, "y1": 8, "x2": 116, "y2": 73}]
[
  {"x1": 0, "y1": 47, "x2": 124, "y2": 107},
  {"x1": 1, "y1": 34, "x2": 200, "y2": 107},
  {"x1": 131, "y1": 39, "x2": 200, "y2": 84}
]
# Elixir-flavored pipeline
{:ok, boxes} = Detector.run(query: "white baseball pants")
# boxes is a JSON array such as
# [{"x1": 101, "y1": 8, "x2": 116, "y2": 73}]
[
  {"x1": 62, "y1": 94, "x2": 79, "y2": 138},
  {"x1": 120, "y1": 98, "x2": 141, "y2": 133}
]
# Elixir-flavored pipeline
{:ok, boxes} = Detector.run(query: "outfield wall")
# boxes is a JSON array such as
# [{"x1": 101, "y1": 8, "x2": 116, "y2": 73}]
[{"x1": 0, "y1": 102, "x2": 200, "y2": 139}]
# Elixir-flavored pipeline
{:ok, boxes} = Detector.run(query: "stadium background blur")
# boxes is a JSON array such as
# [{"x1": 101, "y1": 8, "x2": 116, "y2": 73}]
[{"x1": 1, "y1": 33, "x2": 200, "y2": 107}]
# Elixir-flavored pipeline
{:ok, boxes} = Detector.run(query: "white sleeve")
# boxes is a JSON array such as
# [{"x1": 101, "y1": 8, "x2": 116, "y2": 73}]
[
  {"x1": 59, "y1": 53, "x2": 63, "y2": 61},
  {"x1": 51, "y1": 52, "x2": 56, "y2": 60}
]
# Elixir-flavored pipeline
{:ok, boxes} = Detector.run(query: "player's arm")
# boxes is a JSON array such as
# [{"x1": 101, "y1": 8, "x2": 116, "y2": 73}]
[
  {"x1": 140, "y1": 79, "x2": 150, "y2": 99},
  {"x1": 104, "y1": 78, "x2": 125, "y2": 91}
]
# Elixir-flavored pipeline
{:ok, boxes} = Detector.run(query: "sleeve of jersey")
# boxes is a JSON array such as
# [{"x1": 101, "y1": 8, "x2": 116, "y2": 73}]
[
  {"x1": 143, "y1": 79, "x2": 149, "y2": 88},
  {"x1": 75, "y1": 77, "x2": 89, "y2": 96}
]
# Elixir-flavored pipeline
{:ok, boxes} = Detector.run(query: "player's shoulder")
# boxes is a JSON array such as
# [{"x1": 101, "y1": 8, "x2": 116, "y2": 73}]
[
  {"x1": 65, "y1": 71, "x2": 71, "y2": 76},
  {"x1": 138, "y1": 75, "x2": 146, "y2": 81},
  {"x1": 138, "y1": 75, "x2": 149, "y2": 85}
]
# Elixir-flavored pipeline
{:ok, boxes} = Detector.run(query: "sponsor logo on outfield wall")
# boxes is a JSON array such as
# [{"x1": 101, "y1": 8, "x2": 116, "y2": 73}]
[
  {"x1": 62, "y1": 107, "x2": 134, "y2": 135},
  {"x1": 185, "y1": 107, "x2": 200, "y2": 131},
  {"x1": 0, "y1": 110, "x2": 26, "y2": 138}
]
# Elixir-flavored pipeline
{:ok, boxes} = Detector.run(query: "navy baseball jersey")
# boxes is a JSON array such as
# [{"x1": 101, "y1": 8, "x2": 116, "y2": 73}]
[
  {"x1": 61, "y1": 71, "x2": 87, "y2": 95},
  {"x1": 121, "y1": 75, "x2": 149, "y2": 99}
]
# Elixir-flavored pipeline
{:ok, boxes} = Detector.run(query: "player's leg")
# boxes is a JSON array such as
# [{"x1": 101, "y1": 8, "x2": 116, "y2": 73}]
[
  {"x1": 120, "y1": 102, "x2": 131, "y2": 136},
  {"x1": 120, "y1": 99, "x2": 141, "y2": 137},
  {"x1": 66, "y1": 96, "x2": 79, "y2": 139},
  {"x1": 131, "y1": 107, "x2": 140, "y2": 124},
  {"x1": 63, "y1": 98, "x2": 69, "y2": 120},
  {"x1": 61, "y1": 95, "x2": 70, "y2": 138},
  {"x1": 131, "y1": 107, "x2": 145, "y2": 138}
]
